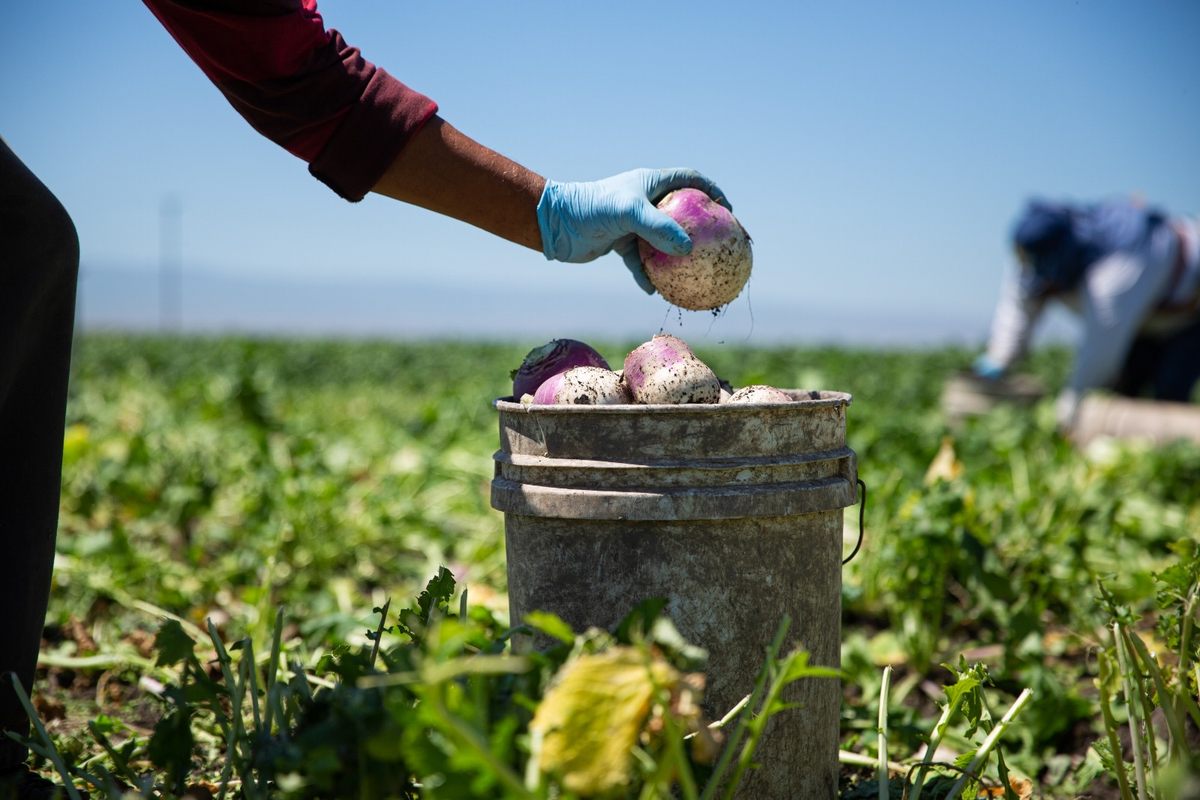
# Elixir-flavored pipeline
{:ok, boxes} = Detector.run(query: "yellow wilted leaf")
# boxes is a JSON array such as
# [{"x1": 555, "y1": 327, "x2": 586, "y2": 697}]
[
  {"x1": 531, "y1": 647, "x2": 677, "y2": 796},
  {"x1": 924, "y1": 436, "x2": 964, "y2": 485},
  {"x1": 1007, "y1": 775, "x2": 1035, "y2": 799},
  {"x1": 977, "y1": 775, "x2": 1033, "y2": 798}
]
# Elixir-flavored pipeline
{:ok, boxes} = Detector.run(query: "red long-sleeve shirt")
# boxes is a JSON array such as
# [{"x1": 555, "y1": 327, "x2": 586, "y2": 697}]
[{"x1": 142, "y1": 0, "x2": 438, "y2": 201}]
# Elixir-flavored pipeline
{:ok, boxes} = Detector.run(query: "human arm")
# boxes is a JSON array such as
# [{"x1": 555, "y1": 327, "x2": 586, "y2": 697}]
[
  {"x1": 371, "y1": 120, "x2": 730, "y2": 274},
  {"x1": 369, "y1": 116, "x2": 545, "y2": 251},
  {"x1": 142, "y1": 0, "x2": 724, "y2": 292},
  {"x1": 977, "y1": 263, "x2": 1046, "y2": 378}
]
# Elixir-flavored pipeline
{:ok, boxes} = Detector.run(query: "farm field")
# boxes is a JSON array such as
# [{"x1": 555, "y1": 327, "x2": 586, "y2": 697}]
[{"x1": 24, "y1": 333, "x2": 1200, "y2": 798}]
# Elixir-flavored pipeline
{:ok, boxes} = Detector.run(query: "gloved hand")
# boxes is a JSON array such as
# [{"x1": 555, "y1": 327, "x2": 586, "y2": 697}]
[
  {"x1": 972, "y1": 354, "x2": 1006, "y2": 381},
  {"x1": 536, "y1": 168, "x2": 731, "y2": 294}
]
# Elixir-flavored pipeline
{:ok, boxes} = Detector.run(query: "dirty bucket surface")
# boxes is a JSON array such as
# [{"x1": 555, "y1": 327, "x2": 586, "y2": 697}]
[{"x1": 492, "y1": 390, "x2": 857, "y2": 799}]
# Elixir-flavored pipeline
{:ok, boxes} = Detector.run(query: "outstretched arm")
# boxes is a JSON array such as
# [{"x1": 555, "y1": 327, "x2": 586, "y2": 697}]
[
  {"x1": 978, "y1": 262, "x2": 1046, "y2": 377},
  {"x1": 370, "y1": 116, "x2": 545, "y2": 252},
  {"x1": 143, "y1": 0, "x2": 729, "y2": 291},
  {"x1": 372, "y1": 120, "x2": 732, "y2": 292}
]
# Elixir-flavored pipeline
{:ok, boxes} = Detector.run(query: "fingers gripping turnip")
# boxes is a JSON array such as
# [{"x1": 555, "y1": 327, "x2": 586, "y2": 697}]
[
  {"x1": 511, "y1": 339, "x2": 609, "y2": 398},
  {"x1": 533, "y1": 366, "x2": 631, "y2": 405},
  {"x1": 622, "y1": 334, "x2": 721, "y2": 404},
  {"x1": 638, "y1": 189, "x2": 752, "y2": 311}
]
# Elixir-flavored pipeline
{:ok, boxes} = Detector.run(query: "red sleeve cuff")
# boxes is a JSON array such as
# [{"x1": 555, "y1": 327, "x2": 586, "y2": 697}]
[{"x1": 308, "y1": 66, "x2": 438, "y2": 202}]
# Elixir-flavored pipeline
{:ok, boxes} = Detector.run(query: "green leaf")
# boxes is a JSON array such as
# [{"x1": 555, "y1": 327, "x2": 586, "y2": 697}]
[
  {"x1": 87, "y1": 714, "x2": 125, "y2": 736},
  {"x1": 419, "y1": 566, "x2": 457, "y2": 616},
  {"x1": 523, "y1": 611, "x2": 575, "y2": 645},
  {"x1": 780, "y1": 650, "x2": 840, "y2": 683},
  {"x1": 154, "y1": 619, "x2": 196, "y2": 667},
  {"x1": 614, "y1": 596, "x2": 669, "y2": 644},
  {"x1": 647, "y1": 616, "x2": 708, "y2": 669},
  {"x1": 943, "y1": 676, "x2": 982, "y2": 710},
  {"x1": 146, "y1": 709, "x2": 194, "y2": 793},
  {"x1": 398, "y1": 567, "x2": 458, "y2": 641},
  {"x1": 997, "y1": 750, "x2": 1018, "y2": 800}
]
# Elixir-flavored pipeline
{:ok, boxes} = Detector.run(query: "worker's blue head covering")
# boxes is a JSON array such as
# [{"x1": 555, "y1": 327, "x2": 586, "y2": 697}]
[
  {"x1": 1011, "y1": 197, "x2": 1162, "y2": 297},
  {"x1": 1011, "y1": 200, "x2": 1088, "y2": 296}
]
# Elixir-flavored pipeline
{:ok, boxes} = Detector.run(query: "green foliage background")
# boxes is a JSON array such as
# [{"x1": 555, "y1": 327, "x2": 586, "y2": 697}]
[{"x1": 37, "y1": 334, "x2": 1200, "y2": 797}]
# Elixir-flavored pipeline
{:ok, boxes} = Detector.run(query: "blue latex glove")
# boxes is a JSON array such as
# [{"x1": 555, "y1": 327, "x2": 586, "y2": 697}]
[
  {"x1": 972, "y1": 354, "x2": 1006, "y2": 381},
  {"x1": 536, "y1": 168, "x2": 731, "y2": 294}
]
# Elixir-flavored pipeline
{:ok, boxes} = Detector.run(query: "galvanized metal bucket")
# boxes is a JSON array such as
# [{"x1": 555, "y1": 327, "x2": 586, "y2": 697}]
[{"x1": 491, "y1": 390, "x2": 858, "y2": 799}]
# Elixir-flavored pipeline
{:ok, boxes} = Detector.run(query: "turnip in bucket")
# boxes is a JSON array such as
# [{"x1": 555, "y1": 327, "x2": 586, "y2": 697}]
[
  {"x1": 533, "y1": 366, "x2": 631, "y2": 405},
  {"x1": 511, "y1": 339, "x2": 609, "y2": 399},
  {"x1": 622, "y1": 334, "x2": 721, "y2": 404},
  {"x1": 727, "y1": 385, "x2": 793, "y2": 404},
  {"x1": 638, "y1": 189, "x2": 752, "y2": 311}
]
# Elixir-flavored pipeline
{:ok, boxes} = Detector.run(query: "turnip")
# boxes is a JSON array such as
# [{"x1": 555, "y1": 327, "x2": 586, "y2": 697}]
[
  {"x1": 638, "y1": 189, "x2": 752, "y2": 311},
  {"x1": 511, "y1": 339, "x2": 609, "y2": 398},
  {"x1": 533, "y1": 366, "x2": 631, "y2": 405},
  {"x1": 622, "y1": 334, "x2": 721, "y2": 404},
  {"x1": 727, "y1": 385, "x2": 793, "y2": 404}
]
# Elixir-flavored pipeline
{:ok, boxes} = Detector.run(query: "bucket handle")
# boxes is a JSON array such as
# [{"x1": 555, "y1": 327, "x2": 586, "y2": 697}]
[{"x1": 842, "y1": 478, "x2": 867, "y2": 566}]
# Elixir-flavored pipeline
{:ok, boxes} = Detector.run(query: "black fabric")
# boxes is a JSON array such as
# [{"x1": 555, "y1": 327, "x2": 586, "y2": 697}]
[
  {"x1": 0, "y1": 140, "x2": 79, "y2": 770},
  {"x1": 1113, "y1": 316, "x2": 1200, "y2": 403},
  {"x1": 0, "y1": 765, "x2": 88, "y2": 799}
]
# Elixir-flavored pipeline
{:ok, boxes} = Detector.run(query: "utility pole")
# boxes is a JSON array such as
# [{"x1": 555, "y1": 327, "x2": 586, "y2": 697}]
[{"x1": 159, "y1": 194, "x2": 182, "y2": 332}]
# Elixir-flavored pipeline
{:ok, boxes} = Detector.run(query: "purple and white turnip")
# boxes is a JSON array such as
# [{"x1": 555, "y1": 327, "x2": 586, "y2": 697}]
[
  {"x1": 509, "y1": 335, "x2": 801, "y2": 407},
  {"x1": 621, "y1": 334, "x2": 722, "y2": 405},
  {"x1": 511, "y1": 339, "x2": 609, "y2": 399},
  {"x1": 726, "y1": 385, "x2": 793, "y2": 404},
  {"x1": 533, "y1": 366, "x2": 631, "y2": 405},
  {"x1": 639, "y1": 189, "x2": 753, "y2": 311}
]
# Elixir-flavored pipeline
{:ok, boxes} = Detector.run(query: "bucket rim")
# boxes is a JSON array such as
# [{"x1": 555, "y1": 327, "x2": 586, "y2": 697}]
[{"x1": 494, "y1": 389, "x2": 852, "y2": 413}]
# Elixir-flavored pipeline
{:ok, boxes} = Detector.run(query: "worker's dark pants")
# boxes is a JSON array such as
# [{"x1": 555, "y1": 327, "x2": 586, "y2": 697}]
[
  {"x1": 0, "y1": 139, "x2": 79, "y2": 771},
  {"x1": 1115, "y1": 316, "x2": 1200, "y2": 403}
]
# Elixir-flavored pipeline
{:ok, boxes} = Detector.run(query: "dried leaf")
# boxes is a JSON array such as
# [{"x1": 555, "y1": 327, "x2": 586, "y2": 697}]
[
  {"x1": 531, "y1": 647, "x2": 676, "y2": 795},
  {"x1": 924, "y1": 436, "x2": 964, "y2": 485}
]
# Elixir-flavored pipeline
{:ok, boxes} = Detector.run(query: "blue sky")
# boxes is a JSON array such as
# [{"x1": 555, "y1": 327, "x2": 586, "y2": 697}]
[{"x1": 5, "y1": 1, "x2": 1199, "y2": 344}]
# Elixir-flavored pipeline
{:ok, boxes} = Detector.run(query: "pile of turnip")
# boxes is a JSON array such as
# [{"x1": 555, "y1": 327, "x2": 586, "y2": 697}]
[{"x1": 510, "y1": 335, "x2": 794, "y2": 406}]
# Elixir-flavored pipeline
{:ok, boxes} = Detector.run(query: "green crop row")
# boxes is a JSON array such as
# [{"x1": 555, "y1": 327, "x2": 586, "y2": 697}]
[{"x1": 16, "y1": 334, "x2": 1197, "y2": 798}]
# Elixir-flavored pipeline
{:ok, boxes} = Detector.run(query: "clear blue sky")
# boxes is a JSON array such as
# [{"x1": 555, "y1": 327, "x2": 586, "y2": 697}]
[{"x1": 4, "y1": 1, "x2": 1198, "y2": 343}]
